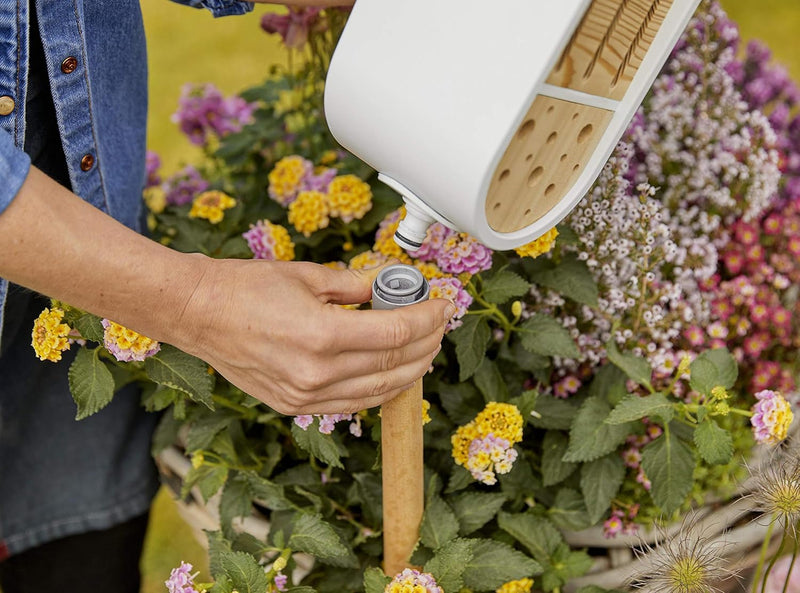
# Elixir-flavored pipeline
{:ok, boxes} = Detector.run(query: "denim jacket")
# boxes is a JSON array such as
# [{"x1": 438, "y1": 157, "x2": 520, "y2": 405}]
[
  {"x1": 0, "y1": 0, "x2": 253, "y2": 348},
  {"x1": 0, "y1": 0, "x2": 252, "y2": 559}
]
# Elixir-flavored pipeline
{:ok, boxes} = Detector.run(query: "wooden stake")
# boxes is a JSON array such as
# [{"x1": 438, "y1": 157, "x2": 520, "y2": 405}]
[{"x1": 381, "y1": 377, "x2": 424, "y2": 576}]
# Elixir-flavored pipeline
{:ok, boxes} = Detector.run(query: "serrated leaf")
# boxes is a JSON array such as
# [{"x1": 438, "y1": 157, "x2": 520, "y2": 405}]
[
  {"x1": 529, "y1": 394, "x2": 578, "y2": 430},
  {"x1": 542, "y1": 431, "x2": 578, "y2": 486},
  {"x1": 689, "y1": 349, "x2": 738, "y2": 396},
  {"x1": 547, "y1": 488, "x2": 592, "y2": 531},
  {"x1": 449, "y1": 492, "x2": 507, "y2": 535},
  {"x1": 605, "y1": 340, "x2": 653, "y2": 391},
  {"x1": 151, "y1": 409, "x2": 181, "y2": 456},
  {"x1": 474, "y1": 358, "x2": 509, "y2": 403},
  {"x1": 519, "y1": 316, "x2": 579, "y2": 359},
  {"x1": 581, "y1": 453, "x2": 626, "y2": 523},
  {"x1": 641, "y1": 432, "x2": 695, "y2": 514},
  {"x1": 420, "y1": 495, "x2": 460, "y2": 550},
  {"x1": 363, "y1": 567, "x2": 391, "y2": 593},
  {"x1": 448, "y1": 315, "x2": 491, "y2": 381},
  {"x1": 206, "y1": 530, "x2": 232, "y2": 578},
  {"x1": 497, "y1": 512, "x2": 563, "y2": 562},
  {"x1": 69, "y1": 347, "x2": 115, "y2": 420},
  {"x1": 528, "y1": 255, "x2": 599, "y2": 307},
  {"x1": 694, "y1": 420, "x2": 734, "y2": 465},
  {"x1": 185, "y1": 412, "x2": 235, "y2": 452},
  {"x1": 509, "y1": 390, "x2": 539, "y2": 421},
  {"x1": 424, "y1": 538, "x2": 473, "y2": 592},
  {"x1": 144, "y1": 344, "x2": 214, "y2": 408},
  {"x1": 439, "y1": 382, "x2": 483, "y2": 425},
  {"x1": 542, "y1": 544, "x2": 594, "y2": 590},
  {"x1": 446, "y1": 466, "x2": 473, "y2": 494},
  {"x1": 462, "y1": 539, "x2": 542, "y2": 590},
  {"x1": 74, "y1": 314, "x2": 104, "y2": 342},
  {"x1": 220, "y1": 550, "x2": 269, "y2": 593},
  {"x1": 563, "y1": 397, "x2": 632, "y2": 463},
  {"x1": 605, "y1": 393, "x2": 673, "y2": 425},
  {"x1": 482, "y1": 270, "x2": 531, "y2": 304},
  {"x1": 219, "y1": 474, "x2": 253, "y2": 536},
  {"x1": 183, "y1": 464, "x2": 229, "y2": 502},
  {"x1": 288, "y1": 513, "x2": 358, "y2": 567},
  {"x1": 291, "y1": 421, "x2": 346, "y2": 469}
]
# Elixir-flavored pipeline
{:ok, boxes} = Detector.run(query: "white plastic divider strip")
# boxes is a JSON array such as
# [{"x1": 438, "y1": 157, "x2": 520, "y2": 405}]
[{"x1": 538, "y1": 83, "x2": 621, "y2": 112}]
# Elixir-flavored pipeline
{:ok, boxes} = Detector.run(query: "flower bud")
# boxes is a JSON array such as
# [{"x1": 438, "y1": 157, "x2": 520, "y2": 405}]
[{"x1": 511, "y1": 301, "x2": 523, "y2": 318}]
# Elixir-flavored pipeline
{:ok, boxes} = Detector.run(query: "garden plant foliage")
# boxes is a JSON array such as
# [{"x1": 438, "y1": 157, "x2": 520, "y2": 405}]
[{"x1": 33, "y1": 3, "x2": 800, "y2": 592}]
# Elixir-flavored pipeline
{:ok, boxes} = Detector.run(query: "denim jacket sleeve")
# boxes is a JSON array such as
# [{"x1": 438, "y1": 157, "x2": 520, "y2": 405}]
[
  {"x1": 0, "y1": 129, "x2": 32, "y2": 218},
  {"x1": 169, "y1": 0, "x2": 254, "y2": 17}
]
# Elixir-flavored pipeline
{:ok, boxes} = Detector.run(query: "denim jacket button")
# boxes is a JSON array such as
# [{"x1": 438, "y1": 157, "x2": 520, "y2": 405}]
[
  {"x1": 61, "y1": 56, "x2": 78, "y2": 74},
  {"x1": 0, "y1": 96, "x2": 14, "y2": 116},
  {"x1": 80, "y1": 153, "x2": 95, "y2": 171}
]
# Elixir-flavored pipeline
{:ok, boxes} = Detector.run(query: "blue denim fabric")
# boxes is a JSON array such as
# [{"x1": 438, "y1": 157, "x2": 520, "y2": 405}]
[{"x1": 0, "y1": 0, "x2": 252, "y2": 557}]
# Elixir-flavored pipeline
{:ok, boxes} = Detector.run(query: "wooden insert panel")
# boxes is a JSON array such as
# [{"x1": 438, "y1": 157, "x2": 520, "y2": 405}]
[
  {"x1": 547, "y1": 0, "x2": 674, "y2": 100},
  {"x1": 485, "y1": 95, "x2": 612, "y2": 234}
]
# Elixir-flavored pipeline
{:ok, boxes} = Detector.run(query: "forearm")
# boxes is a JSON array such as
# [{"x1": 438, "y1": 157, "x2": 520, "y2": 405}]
[{"x1": 0, "y1": 166, "x2": 206, "y2": 346}]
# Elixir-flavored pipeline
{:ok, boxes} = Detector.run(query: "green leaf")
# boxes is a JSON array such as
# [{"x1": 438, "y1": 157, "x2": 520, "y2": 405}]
[
  {"x1": 220, "y1": 550, "x2": 269, "y2": 593},
  {"x1": 182, "y1": 464, "x2": 229, "y2": 502},
  {"x1": 288, "y1": 513, "x2": 358, "y2": 567},
  {"x1": 519, "y1": 315, "x2": 579, "y2": 359},
  {"x1": 580, "y1": 454, "x2": 626, "y2": 523},
  {"x1": 449, "y1": 492, "x2": 507, "y2": 535},
  {"x1": 74, "y1": 314, "x2": 104, "y2": 342},
  {"x1": 482, "y1": 270, "x2": 531, "y2": 304},
  {"x1": 541, "y1": 544, "x2": 594, "y2": 591},
  {"x1": 546, "y1": 488, "x2": 592, "y2": 531},
  {"x1": 424, "y1": 538, "x2": 473, "y2": 592},
  {"x1": 689, "y1": 348, "x2": 738, "y2": 396},
  {"x1": 68, "y1": 347, "x2": 115, "y2": 420},
  {"x1": 605, "y1": 393, "x2": 673, "y2": 425},
  {"x1": 151, "y1": 409, "x2": 182, "y2": 456},
  {"x1": 439, "y1": 382, "x2": 483, "y2": 425},
  {"x1": 509, "y1": 390, "x2": 539, "y2": 421},
  {"x1": 474, "y1": 358, "x2": 509, "y2": 403},
  {"x1": 206, "y1": 530, "x2": 232, "y2": 578},
  {"x1": 605, "y1": 340, "x2": 653, "y2": 391},
  {"x1": 420, "y1": 495, "x2": 460, "y2": 550},
  {"x1": 449, "y1": 315, "x2": 491, "y2": 381},
  {"x1": 446, "y1": 466, "x2": 474, "y2": 494},
  {"x1": 497, "y1": 512, "x2": 562, "y2": 562},
  {"x1": 219, "y1": 474, "x2": 254, "y2": 535},
  {"x1": 528, "y1": 255, "x2": 599, "y2": 307},
  {"x1": 529, "y1": 394, "x2": 578, "y2": 430},
  {"x1": 144, "y1": 344, "x2": 214, "y2": 408},
  {"x1": 563, "y1": 396, "x2": 632, "y2": 463},
  {"x1": 694, "y1": 420, "x2": 734, "y2": 465},
  {"x1": 641, "y1": 431, "x2": 695, "y2": 514},
  {"x1": 363, "y1": 567, "x2": 391, "y2": 593},
  {"x1": 185, "y1": 412, "x2": 235, "y2": 452},
  {"x1": 542, "y1": 431, "x2": 578, "y2": 486},
  {"x1": 588, "y1": 364, "x2": 628, "y2": 405},
  {"x1": 462, "y1": 539, "x2": 542, "y2": 590},
  {"x1": 291, "y1": 421, "x2": 346, "y2": 469}
]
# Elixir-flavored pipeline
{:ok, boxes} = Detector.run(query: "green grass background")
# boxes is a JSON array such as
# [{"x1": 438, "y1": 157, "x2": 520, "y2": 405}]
[{"x1": 137, "y1": 1, "x2": 799, "y2": 591}]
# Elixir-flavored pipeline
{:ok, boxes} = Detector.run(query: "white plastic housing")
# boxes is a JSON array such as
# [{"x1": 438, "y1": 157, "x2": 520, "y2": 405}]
[{"x1": 324, "y1": 0, "x2": 702, "y2": 250}]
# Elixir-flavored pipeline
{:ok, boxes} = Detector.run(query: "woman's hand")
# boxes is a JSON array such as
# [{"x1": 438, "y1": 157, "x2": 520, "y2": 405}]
[{"x1": 174, "y1": 258, "x2": 454, "y2": 415}]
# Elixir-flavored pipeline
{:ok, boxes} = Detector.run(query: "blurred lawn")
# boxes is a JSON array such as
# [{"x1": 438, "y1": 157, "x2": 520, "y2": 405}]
[{"x1": 139, "y1": 2, "x2": 800, "y2": 593}]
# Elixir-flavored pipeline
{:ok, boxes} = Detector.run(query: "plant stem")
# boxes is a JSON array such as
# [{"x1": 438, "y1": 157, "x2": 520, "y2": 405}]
[
  {"x1": 781, "y1": 534, "x2": 799, "y2": 593},
  {"x1": 761, "y1": 527, "x2": 787, "y2": 593},
  {"x1": 753, "y1": 516, "x2": 778, "y2": 593}
]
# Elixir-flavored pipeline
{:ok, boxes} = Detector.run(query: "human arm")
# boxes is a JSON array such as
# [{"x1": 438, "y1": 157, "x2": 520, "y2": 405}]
[{"x1": 0, "y1": 166, "x2": 453, "y2": 414}]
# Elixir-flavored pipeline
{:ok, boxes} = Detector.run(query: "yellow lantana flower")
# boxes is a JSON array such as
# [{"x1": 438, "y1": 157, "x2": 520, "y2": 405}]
[
  {"x1": 514, "y1": 227, "x2": 558, "y2": 259},
  {"x1": 328, "y1": 174, "x2": 372, "y2": 223},
  {"x1": 189, "y1": 190, "x2": 236, "y2": 224},
  {"x1": 288, "y1": 190, "x2": 330, "y2": 237},
  {"x1": 31, "y1": 307, "x2": 71, "y2": 362}
]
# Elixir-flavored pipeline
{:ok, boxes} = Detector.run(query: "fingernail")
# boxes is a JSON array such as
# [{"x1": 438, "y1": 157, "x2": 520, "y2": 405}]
[{"x1": 444, "y1": 303, "x2": 457, "y2": 321}]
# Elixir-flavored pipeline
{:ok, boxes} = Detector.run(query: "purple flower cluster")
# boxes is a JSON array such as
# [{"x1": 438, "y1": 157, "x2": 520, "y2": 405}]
[
  {"x1": 261, "y1": 8, "x2": 324, "y2": 50},
  {"x1": 428, "y1": 276, "x2": 473, "y2": 331},
  {"x1": 145, "y1": 150, "x2": 161, "y2": 189},
  {"x1": 294, "y1": 413, "x2": 362, "y2": 437},
  {"x1": 162, "y1": 165, "x2": 210, "y2": 207},
  {"x1": 165, "y1": 562, "x2": 200, "y2": 593},
  {"x1": 385, "y1": 569, "x2": 443, "y2": 593},
  {"x1": 410, "y1": 222, "x2": 493, "y2": 276},
  {"x1": 172, "y1": 83, "x2": 257, "y2": 147}
]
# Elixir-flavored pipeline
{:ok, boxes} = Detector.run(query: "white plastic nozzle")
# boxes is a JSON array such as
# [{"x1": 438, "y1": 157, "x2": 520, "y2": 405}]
[{"x1": 394, "y1": 200, "x2": 435, "y2": 252}]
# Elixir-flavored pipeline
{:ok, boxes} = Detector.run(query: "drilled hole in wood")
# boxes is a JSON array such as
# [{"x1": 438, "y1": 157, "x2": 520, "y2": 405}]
[
  {"x1": 493, "y1": 202, "x2": 501, "y2": 210},
  {"x1": 524, "y1": 209, "x2": 532, "y2": 216},
  {"x1": 547, "y1": 131, "x2": 558, "y2": 144},
  {"x1": 572, "y1": 112, "x2": 579, "y2": 120},
  {"x1": 518, "y1": 119, "x2": 535, "y2": 138},
  {"x1": 560, "y1": 153, "x2": 568, "y2": 162},
  {"x1": 547, "y1": 105, "x2": 554, "y2": 114},
  {"x1": 528, "y1": 166, "x2": 544, "y2": 187},
  {"x1": 525, "y1": 154, "x2": 533, "y2": 162},
  {"x1": 573, "y1": 164, "x2": 580, "y2": 172},
  {"x1": 578, "y1": 124, "x2": 594, "y2": 144},
  {"x1": 499, "y1": 169, "x2": 510, "y2": 182},
  {"x1": 545, "y1": 184, "x2": 556, "y2": 197}
]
